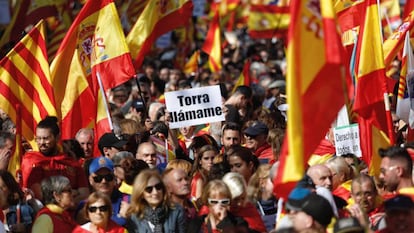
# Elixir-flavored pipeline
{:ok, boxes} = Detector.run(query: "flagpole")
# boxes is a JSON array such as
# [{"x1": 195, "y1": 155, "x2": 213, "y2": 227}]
[{"x1": 96, "y1": 72, "x2": 113, "y2": 130}]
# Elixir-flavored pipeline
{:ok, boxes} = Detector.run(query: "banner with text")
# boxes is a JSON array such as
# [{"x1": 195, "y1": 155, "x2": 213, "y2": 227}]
[
  {"x1": 165, "y1": 85, "x2": 225, "y2": 129},
  {"x1": 333, "y1": 123, "x2": 362, "y2": 157}
]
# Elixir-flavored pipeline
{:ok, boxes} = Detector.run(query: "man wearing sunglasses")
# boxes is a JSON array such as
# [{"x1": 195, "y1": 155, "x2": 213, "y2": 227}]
[
  {"x1": 243, "y1": 121, "x2": 273, "y2": 164},
  {"x1": 97, "y1": 132, "x2": 127, "y2": 160},
  {"x1": 75, "y1": 157, "x2": 127, "y2": 226}
]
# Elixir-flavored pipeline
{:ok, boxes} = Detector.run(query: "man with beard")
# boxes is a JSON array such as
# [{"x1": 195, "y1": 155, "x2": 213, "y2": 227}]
[
  {"x1": 379, "y1": 146, "x2": 414, "y2": 200},
  {"x1": 348, "y1": 174, "x2": 385, "y2": 231},
  {"x1": 21, "y1": 116, "x2": 89, "y2": 203},
  {"x1": 163, "y1": 168, "x2": 197, "y2": 220}
]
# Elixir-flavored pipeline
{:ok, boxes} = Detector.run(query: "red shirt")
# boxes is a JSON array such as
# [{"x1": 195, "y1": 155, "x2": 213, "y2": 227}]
[
  {"x1": 254, "y1": 143, "x2": 274, "y2": 164},
  {"x1": 72, "y1": 220, "x2": 126, "y2": 233},
  {"x1": 21, "y1": 151, "x2": 88, "y2": 189}
]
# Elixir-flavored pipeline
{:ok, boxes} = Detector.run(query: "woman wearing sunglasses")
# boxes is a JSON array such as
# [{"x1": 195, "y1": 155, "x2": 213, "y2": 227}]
[
  {"x1": 72, "y1": 192, "x2": 127, "y2": 233},
  {"x1": 31, "y1": 176, "x2": 77, "y2": 233},
  {"x1": 125, "y1": 169, "x2": 186, "y2": 233},
  {"x1": 187, "y1": 179, "x2": 249, "y2": 233}
]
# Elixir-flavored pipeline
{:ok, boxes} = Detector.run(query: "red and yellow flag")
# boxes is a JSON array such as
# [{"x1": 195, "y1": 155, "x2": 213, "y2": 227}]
[
  {"x1": 274, "y1": 0, "x2": 347, "y2": 199},
  {"x1": 380, "y1": 0, "x2": 401, "y2": 39},
  {"x1": 126, "y1": 0, "x2": 193, "y2": 68},
  {"x1": 51, "y1": 0, "x2": 135, "y2": 140},
  {"x1": 0, "y1": 20, "x2": 57, "y2": 148},
  {"x1": 202, "y1": 11, "x2": 222, "y2": 73},
  {"x1": 183, "y1": 50, "x2": 200, "y2": 75},
  {"x1": 248, "y1": 3, "x2": 290, "y2": 39},
  {"x1": 383, "y1": 11, "x2": 414, "y2": 67},
  {"x1": 232, "y1": 59, "x2": 252, "y2": 93}
]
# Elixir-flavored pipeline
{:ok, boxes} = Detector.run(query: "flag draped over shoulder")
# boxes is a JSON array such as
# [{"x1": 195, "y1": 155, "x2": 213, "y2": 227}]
[
  {"x1": 0, "y1": 20, "x2": 56, "y2": 147},
  {"x1": 248, "y1": 3, "x2": 290, "y2": 39},
  {"x1": 274, "y1": 0, "x2": 347, "y2": 199},
  {"x1": 126, "y1": 0, "x2": 193, "y2": 68},
  {"x1": 383, "y1": 11, "x2": 414, "y2": 67},
  {"x1": 202, "y1": 11, "x2": 222, "y2": 73},
  {"x1": 50, "y1": 0, "x2": 135, "y2": 140},
  {"x1": 396, "y1": 33, "x2": 414, "y2": 128}
]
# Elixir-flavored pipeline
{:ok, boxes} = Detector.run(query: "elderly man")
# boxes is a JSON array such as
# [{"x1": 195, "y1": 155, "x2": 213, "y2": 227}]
[
  {"x1": 306, "y1": 164, "x2": 333, "y2": 191},
  {"x1": 75, "y1": 128, "x2": 94, "y2": 159},
  {"x1": 163, "y1": 168, "x2": 197, "y2": 220},
  {"x1": 244, "y1": 121, "x2": 273, "y2": 164},
  {"x1": 76, "y1": 156, "x2": 126, "y2": 226},
  {"x1": 136, "y1": 142, "x2": 157, "y2": 169}
]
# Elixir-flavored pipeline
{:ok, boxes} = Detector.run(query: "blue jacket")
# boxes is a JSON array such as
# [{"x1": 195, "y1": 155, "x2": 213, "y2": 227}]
[{"x1": 125, "y1": 205, "x2": 186, "y2": 233}]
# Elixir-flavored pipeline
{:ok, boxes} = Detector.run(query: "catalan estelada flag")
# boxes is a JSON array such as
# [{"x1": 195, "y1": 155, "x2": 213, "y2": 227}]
[
  {"x1": 273, "y1": 0, "x2": 347, "y2": 199},
  {"x1": 202, "y1": 10, "x2": 222, "y2": 73},
  {"x1": 50, "y1": 0, "x2": 135, "y2": 140},
  {"x1": 248, "y1": 3, "x2": 290, "y2": 39},
  {"x1": 126, "y1": 0, "x2": 193, "y2": 68},
  {"x1": 0, "y1": 20, "x2": 56, "y2": 149},
  {"x1": 383, "y1": 11, "x2": 414, "y2": 67}
]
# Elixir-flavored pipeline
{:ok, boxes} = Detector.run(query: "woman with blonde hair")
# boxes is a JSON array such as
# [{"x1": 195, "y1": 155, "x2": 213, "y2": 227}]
[
  {"x1": 125, "y1": 170, "x2": 186, "y2": 233},
  {"x1": 247, "y1": 164, "x2": 278, "y2": 232},
  {"x1": 72, "y1": 192, "x2": 127, "y2": 233},
  {"x1": 190, "y1": 145, "x2": 218, "y2": 200}
]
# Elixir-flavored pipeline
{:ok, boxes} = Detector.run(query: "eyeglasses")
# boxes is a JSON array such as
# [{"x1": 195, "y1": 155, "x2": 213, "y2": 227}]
[
  {"x1": 208, "y1": 198, "x2": 230, "y2": 206},
  {"x1": 144, "y1": 182, "x2": 163, "y2": 193},
  {"x1": 88, "y1": 205, "x2": 109, "y2": 213},
  {"x1": 92, "y1": 174, "x2": 114, "y2": 183}
]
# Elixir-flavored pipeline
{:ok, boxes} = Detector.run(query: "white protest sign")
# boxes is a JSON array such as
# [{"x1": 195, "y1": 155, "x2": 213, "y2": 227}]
[
  {"x1": 333, "y1": 123, "x2": 362, "y2": 157},
  {"x1": 165, "y1": 85, "x2": 225, "y2": 129}
]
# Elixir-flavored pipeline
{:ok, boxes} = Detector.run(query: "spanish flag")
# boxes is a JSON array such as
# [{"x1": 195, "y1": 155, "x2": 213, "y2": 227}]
[
  {"x1": 183, "y1": 50, "x2": 200, "y2": 75},
  {"x1": 126, "y1": 0, "x2": 193, "y2": 68},
  {"x1": 274, "y1": 0, "x2": 347, "y2": 199},
  {"x1": 51, "y1": 0, "x2": 135, "y2": 139},
  {"x1": 232, "y1": 59, "x2": 252, "y2": 94},
  {"x1": 248, "y1": 4, "x2": 290, "y2": 39},
  {"x1": 202, "y1": 10, "x2": 222, "y2": 73},
  {"x1": 0, "y1": 20, "x2": 57, "y2": 149}
]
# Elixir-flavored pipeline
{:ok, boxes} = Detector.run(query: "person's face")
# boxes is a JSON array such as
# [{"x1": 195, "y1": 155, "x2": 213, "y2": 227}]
[
  {"x1": 351, "y1": 181, "x2": 376, "y2": 212},
  {"x1": 168, "y1": 169, "x2": 190, "y2": 197},
  {"x1": 392, "y1": 113, "x2": 400, "y2": 134},
  {"x1": 208, "y1": 193, "x2": 230, "y2": 222},
  {"x1": 385, "y1": 209, "x2": 414, "y2": 233},
  {"x1": 144, "y1": 176, "x2": 164, "y2": 208},
  {"x1": 228, "y1": 155, "x2": 253, "y2": 182},
  {"x1": 309, "y1": 166, "x2": 333, "y2": 190},
  {"x1": 221, "y1": 130, "x2": 241, "y2": 150},
  {"x1": 244, "y1": 134, "x2": 266, "y2": 151},
  {"x1": 179, "y1": 126, "x2": 194, "y2": 138},
  {"x1": 136, "y1": 145, "x2": 157, "y2": 169},
  {"x1": 114, "y1": 166, "x2": 124, "y2": 184},
  {"x1": 104, "y1": 147, "x2": 121, "y2": 160},
  {"x1": 55, "y1": 185, "x2": 74, "y2": 209},
  {"x1": 0, "y1": 177, "x2": 9, "y2": 204},
  {"x1": 76, "y1": 133, "x2": 94, "y2": 158},
  {"x1": 89, "y1": 169, "x2": 115, "y2": 195},
  {"x1": 35, "y1": 128, "x2": 58, "y2": 156},
  {"x1": 379, "y1": 157, "x2": 400, "y2": 192},
  {"x1": 200, "y1": 150, "x2": 216, "y2": 172},
  {"x1": 87, "y1": 199, "x2": 110, "y2": 227}
]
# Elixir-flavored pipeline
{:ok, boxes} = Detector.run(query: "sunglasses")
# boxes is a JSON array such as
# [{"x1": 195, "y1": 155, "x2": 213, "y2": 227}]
[
  {"x1": 208, "y1": 198, "x2": 230, "y2": 206},
  {"x1": 88, "y1": 205, "x2": 109, "y2": 213},
  {"x1": 92, "y1": 174, "x2": 114, "y2": 183},
  {"x1": 144, "y1": 182, "x2": 163, "y2": 193}
]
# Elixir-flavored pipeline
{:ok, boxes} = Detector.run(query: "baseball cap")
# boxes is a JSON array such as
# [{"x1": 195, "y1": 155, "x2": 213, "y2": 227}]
[
  {"x1": 384, "y1": 194, "x2": 414, "y2": 212},
  {"x1": 244, "y1": 121, "x2": 269, "y2": 137},
  {"x1": 300, "y1": 193, "x2": 334, "y2": 227},
  {"x1": 98, "y1": 132, "x2": 127, "y2": 150},
  {"x1": 268, "y1": 80, "x2": 286, "y2": 89},
  {"x1": 334, "y1": 217, "x2": 364, "y2": 233},
  {"x1": 131, "y1": 99, "x2": 145, "y2": 112},
  {"x1": 89, "y1": 156, "x2": 114, "y2": 174},
  {"x1": 286, "y1": 187, "x2": 312, "y2": 211}
]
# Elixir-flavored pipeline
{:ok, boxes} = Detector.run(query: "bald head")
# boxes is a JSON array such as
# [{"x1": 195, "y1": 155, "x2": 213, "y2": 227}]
[
  {"x1": 307, "y1": 164, "x2": 333, "y2": 190},
  {"x1": 136, "y1": 142, "x2": 157, "y2": 169}
]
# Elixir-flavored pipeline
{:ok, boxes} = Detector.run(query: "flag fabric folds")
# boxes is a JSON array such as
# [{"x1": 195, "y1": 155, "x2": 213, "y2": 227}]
[
  {"x1": 183, "y1": 50, "x2": 200, "y2": 75},
  {"x1": 0, "y1": 20, "x2": 56, "y2": 147},
  {"x1": 50, "y1": 0, "x2": 135, "y2": 140},
  {"x1": 274, "y1": 0, "x2": 347, "y2": 199},
  {"x1": 232, "y1": 59, "x2": 252, "y2": 93},
  {"x1": 201, "y1": 11, "x2": 222, "y2": 73},
  {"x1": 248, "y1": 4, "x2": 290, "y2": 39},
  {"x1": 126, "y1": 0, "x2": 193, "y2": 68},
  {"x1": 396, "y1": 33, "x2": 414, "y2": 128}
]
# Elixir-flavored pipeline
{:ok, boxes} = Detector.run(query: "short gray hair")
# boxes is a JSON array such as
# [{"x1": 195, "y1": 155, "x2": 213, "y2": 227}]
[{"x1": 41, "y1": 176, "x2": 70, "y2": 204}]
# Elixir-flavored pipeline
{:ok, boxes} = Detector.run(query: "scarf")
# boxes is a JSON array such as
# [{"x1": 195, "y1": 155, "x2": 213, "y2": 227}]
[{"x1": 143, "y1": 206, "x2": 166, "y2": 233}]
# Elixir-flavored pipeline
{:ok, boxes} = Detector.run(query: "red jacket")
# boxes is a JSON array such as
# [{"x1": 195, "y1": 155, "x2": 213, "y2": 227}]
[
  {"x1": 72, "y1": 220, "x2": 126, "y2": 233},
  {"x1": 254, "y1": 143, "x2": 274, "y2": 164}
]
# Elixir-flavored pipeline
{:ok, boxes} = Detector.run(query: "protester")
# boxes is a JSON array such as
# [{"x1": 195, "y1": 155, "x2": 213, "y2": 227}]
[
  {"x1": 135, "y1": 142, "x2": 157, "y2": 169},
  {"x1": 75, "y1": 128, "x2": 95, "y2": 159},
  {"x1": 20, "y1": 116, "x2": 89, "y2": 202},
  {"x1": 378, "y1": 194, "x2": 414, "y2": 233},
  {"x1": 118, "y1": 157, "x2": 149, "y2": 196},
  {"x1": 190, "y1": 145, "x2": 218, "y2": 200},
  {"x1": 226, "y1": 145, "x2": 258, "y2": 183},
  {"x1": 325, "y1": 156, "x2": 353, "y2": 201},
  {"x1": 125, "y1": 169, "x2": 186, "y2": 233},
  {"x1": 97, "y1": 133, "x2": 128, "y2": 160},
  {"x1": 219, "y1": 122, "x2": 242, "y2": 160},
  {"x1": 333, "y1": 217, "x2": 364, "y2": 233},
  {"x1": 32, "y1": 176, "x2": 77, "y2": 233},
  {"x1": 72, "y1": 192, "x2": 127, "y2": 233},
  {"x1": 243, "y1": 121, "x2": 273, "y2": 164},
  {"x1": 0, "y1": 131, "x2": 14, "y2": 170}
]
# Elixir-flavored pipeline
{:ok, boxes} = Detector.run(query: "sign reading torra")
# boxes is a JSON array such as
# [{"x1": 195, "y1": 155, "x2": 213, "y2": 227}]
[
  {"x1": 333, "y1": 124, "x2": 362, "y2": 157},
  {"x1": 165, "y1": 85, "x2": 225, "y2": 129}
]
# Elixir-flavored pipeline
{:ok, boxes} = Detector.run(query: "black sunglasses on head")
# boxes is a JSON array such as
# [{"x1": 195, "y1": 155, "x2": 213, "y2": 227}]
[{"x1": 92, "y1": 174, "x2": 114, "y2": 183}]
